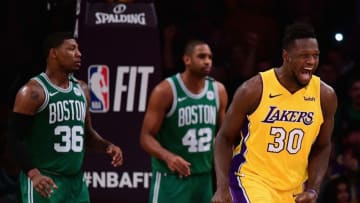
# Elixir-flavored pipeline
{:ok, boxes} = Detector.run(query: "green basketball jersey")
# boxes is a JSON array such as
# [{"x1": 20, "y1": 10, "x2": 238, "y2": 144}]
[
  {"x1": 152, "y1": 73, "x2": 220, "y2": 174},
  {"x1": 28, "y1": 73, "x2": 87, "y2": 175}
]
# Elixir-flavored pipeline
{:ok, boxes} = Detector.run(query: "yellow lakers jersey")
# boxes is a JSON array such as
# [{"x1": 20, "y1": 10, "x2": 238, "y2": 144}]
[{"x1": 231, "y1": 68, "x2": 323, "y2": 190}]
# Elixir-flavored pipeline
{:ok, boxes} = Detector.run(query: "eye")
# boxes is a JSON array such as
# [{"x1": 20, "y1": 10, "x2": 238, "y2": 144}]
[{"x1": 301, "y1": 54, "x2": 308, "y2": 59}]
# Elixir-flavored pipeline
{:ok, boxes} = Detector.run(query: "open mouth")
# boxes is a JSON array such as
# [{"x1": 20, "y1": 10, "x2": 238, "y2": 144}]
[
  {"x1": 75, "y1": 60, "x2": 81, "y2": 66},
  {"x1": 303, "y1": 67, "x2": 313, "y2": 71},
  {"x1": 299, "y1": 68, "x2": 312, "y2": 82}
]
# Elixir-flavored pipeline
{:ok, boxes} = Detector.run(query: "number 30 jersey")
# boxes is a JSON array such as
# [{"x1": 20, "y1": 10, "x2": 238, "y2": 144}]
[
  {"x1": 231, "y1": 68, "x2": 324, "y2": 190},
  {"x1": 152, "y1": 73, "x2": 220, "y2": 175},
  {"x1": 29, "y1": 73, "x2": 87, "y2": 175}
]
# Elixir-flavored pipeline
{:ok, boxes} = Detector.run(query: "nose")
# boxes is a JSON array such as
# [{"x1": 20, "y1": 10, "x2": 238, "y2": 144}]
[
  {"x1": 306, "y1": 55, "x2": 317, "y2": 65},
  {"x1": 76, "y1": 49, "x2": 82, "y2": 57},
  {"x1": 205, "y1": 56, "x2": 212, "y2": 65}
]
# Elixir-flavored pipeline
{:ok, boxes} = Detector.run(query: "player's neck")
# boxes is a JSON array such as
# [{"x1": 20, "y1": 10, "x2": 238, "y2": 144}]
[
  {"x1": 45, "y1": 69, "x2": 70, "y2": 88},
  {"x1": 275, "y1": 66, "x2": 304, "y2": 94},
  {"x1": 180, "y1": 72, "x2": 205, "y2": 94}
]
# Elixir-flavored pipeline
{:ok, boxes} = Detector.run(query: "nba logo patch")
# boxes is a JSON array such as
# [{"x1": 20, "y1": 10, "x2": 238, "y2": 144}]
[{"x1": 88, "y1": 65, "x2": 110, "y2": 113}]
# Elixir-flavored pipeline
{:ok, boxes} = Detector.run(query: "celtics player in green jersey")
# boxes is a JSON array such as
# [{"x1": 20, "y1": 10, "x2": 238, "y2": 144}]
[
  {"x1": 7, "y1": 32, "x2": 123, "y2": 203},
  {"x1": 140, "y1": 40, "x2": 228, "y2": 203}
]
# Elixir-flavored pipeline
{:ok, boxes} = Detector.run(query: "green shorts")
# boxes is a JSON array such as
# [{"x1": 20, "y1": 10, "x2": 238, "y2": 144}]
[
  {"x1": 149, "y1": 171, "x2": 213, "y2": 203},
  {"x1": 19, "y1": 170, "x2": 89, "y2": 203}
]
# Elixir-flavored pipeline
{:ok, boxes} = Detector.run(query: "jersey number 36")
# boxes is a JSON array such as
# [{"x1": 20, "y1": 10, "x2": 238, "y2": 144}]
[{"x1": 54, "y1": 125, "x2": 84, "y2": 152}]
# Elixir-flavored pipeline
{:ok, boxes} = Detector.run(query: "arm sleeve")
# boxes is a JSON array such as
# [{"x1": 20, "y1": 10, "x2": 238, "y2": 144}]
[{"x1": 6, "y1": 112, "x2": 35, "y2": 174}]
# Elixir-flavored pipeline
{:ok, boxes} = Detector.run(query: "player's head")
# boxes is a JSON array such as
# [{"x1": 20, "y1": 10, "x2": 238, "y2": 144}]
[
  {"x1": 182, "y1": 40, "x2": 213, "y2": 77},
  {"x1": 43, "y1": 32, "x2": 82, "y2": 72},
  {"x1": 282, "y1": 22, "x2": 319, "y2": 86}
]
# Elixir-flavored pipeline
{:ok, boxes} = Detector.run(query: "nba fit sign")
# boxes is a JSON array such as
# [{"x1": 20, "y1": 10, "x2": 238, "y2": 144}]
[
  {"x1": 88, "y1": 65, "x2": 154, "y2": 113},
  {"x1": 76, "y1": 2, "x2": 161, "y2": 202}
]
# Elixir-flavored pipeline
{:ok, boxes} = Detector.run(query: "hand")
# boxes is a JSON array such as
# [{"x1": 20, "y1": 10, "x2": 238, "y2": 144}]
[
  {"x1": 165, "y1": 154, "x2": 191, "y2": 177},
  {"x1": 30, "y1": 172, "x2": 58, "y2": 198},
  {"x1": 211, "y1": 187, "x2": 232, "y2": 203},
  {"x1": 106, "y1": 144, "x2": 123, "y2": 167},
  {"x1": 294, "y1": 191, "x2": 317, "y2": 203}
]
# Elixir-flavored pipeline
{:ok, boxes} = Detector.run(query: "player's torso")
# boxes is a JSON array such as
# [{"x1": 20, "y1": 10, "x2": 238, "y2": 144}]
[
  {"x1": 29, "y1": 73, "x2": 87, "y2": 175},
  {"x1": 153, "y1": 74, "x2": 219, "y2": 174},
  {"x1": 233, "y1": 69, "x2": 323, "y2": 190}
]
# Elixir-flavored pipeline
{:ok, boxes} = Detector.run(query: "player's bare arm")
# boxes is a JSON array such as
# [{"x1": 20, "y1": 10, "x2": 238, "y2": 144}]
[
  {"x1": 140, "y1": 80, "x2": 191, "y2": 177},
  {"x1": 13, "y1": 80, "x2": 45, "y2": 115},
  {"x1": 79, "y1": 80, "x2": 123, "y2": 167},
  {"x1": 10, "y1": 80, "x2": 58, "y2": 197},
  {"x1": 295, "y1": 82, "x2": 337, "y2": 203},
  {"x1": 212, "y1": 75, "x2": 262, "y2": 203},
  {"x1": 215, "y1": 81, "x2": 228, "y2": 128}
]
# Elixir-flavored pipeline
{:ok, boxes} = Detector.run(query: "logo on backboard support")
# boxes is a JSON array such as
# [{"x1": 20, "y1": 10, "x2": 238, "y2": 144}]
[{"x1": 88, "y1": 65, "x2": 110, "y2": 113}]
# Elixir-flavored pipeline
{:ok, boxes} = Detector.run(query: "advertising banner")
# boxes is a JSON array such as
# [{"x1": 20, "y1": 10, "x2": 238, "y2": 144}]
[{"x1": 75, "y1": 1, "x2": 162, "y2": 202}]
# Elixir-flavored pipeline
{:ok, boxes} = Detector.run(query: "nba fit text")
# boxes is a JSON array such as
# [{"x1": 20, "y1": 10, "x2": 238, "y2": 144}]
[
  {"x1": 90, "y1": 66, "x2": 154, "y2": 112},
  {"x1": 84, "y1": 171, "x2": 152, "y2": 189}
]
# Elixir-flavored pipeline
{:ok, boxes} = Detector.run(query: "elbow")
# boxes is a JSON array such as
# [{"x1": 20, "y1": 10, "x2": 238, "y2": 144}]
[
  {"x1": 216, "y1": 132, "x2": 232, "y2": 146},
  {"x1": 139, "y1": 133, "x2": 155, "y2": 154},
  {"x1": 5, "y1": 132, "x2": 18, "y2": 158},
  {"x1": 139, "y1": 134, "x2": 147, "y2": 151}
]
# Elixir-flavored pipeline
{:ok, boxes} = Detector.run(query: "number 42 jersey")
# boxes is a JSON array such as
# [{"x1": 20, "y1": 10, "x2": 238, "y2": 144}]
[{"x1": 152, "y1": 73, "x2": 220, "y2": 175}]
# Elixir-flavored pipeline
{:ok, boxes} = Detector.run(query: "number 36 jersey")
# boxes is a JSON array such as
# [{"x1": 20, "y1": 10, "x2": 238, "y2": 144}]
[
  {"x1": 29, "y1": 73, "x2": 87, "y2": 176},
  {"x1": 231, "y1": 68, "x2": 324, "y2": 190},
  {"x1": 152, "y1": 73, "x2": 220, "y2": 175}
]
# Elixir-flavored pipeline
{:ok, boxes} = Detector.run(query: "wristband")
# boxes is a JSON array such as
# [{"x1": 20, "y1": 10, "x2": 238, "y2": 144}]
[
  {"x1": 306, "y1": 188, "x2": 318, "y2": 199},
  {"x1": 7, "y1": 112, "x2": 35, "y2": 173}
]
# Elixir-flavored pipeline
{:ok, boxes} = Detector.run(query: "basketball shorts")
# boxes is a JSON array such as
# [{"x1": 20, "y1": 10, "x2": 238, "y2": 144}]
[
  {"x1": 229, "y1": 172, "x2": 303, "y2": 203},
  {"x1": 19, "y1": 170, "x2": 89, "y2": 203},
  {"x1": 149, "y1": 171, "x2": 213, "y2": 203}
]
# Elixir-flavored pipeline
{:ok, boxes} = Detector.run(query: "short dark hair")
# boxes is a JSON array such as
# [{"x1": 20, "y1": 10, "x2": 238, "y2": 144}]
[
  {"x1": 183, "y1": 40, "x2": 207, "y2": 55},
  {"x1": 43, "y1": 32, "x2": 74, "y2": 58},
  {"x1": 282, "y1": 22, "x2": 317, "y2": 50}
]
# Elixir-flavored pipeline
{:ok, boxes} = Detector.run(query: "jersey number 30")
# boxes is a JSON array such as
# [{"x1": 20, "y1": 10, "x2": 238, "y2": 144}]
[
  {"x1": 182, "y1": 128, "x2": 212, "y2": 153},
  {"x1": 54, "y1": 125, "x2": 84, "y2": 152},
  {"x1": 267, "y1": 127, "x2": 304, "y2": 154}
]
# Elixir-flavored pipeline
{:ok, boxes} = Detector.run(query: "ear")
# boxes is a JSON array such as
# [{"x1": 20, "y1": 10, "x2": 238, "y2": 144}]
[
  {"x1": 48, "y1": 48, "x2": 56, "y2": 59},
  {"x1": 282, "y1": 49, "x2": 290, "y2": 63},
  {"x1": 182, "y1": 55, "x2": 190, "y2": 65}
]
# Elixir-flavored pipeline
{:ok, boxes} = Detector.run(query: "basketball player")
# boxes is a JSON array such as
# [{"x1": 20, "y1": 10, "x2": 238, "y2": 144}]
[
  {"x1": 211, "y1": 22, "x2": 337, "y2": 203},
  {"x1": 7, "y1": 32, "x2": 123, "y2": 203},
  {"x1": 140, "y1": 40, "x2": 228, "y2": 203}
]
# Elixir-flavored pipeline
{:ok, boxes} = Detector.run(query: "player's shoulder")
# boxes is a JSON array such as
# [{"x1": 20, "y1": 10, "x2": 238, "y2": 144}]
[
  {"x1": 146, "y1": 78, "x2": 174, "y2": 108},
  {"x1": 233, "y1": 73, "x2": 262, "y2": 101},
  {"x1": 14, "y1": 78, "x2": 45, "y2": 106},
  {"x1": 320, "y1": 80, "x2": 336, "y2": 96},
  {"x1": 25, "y1": 77, "x2": 44, "y2": 93},
  {"x1": 240, "y1": 73, "x2": 262, "y2": 91},
  {"x1": 151, "y1": 78, "x2": 173, "y2": 97},
  {"x1": 319, "y1": 80, "x2": 338, "y2": 116},
  {"x1": 320, "y1": 80, "x2": 337, "y2": 102}
]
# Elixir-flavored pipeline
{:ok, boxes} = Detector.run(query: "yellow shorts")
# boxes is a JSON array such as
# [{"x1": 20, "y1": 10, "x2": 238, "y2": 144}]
[{"x1": 229, "y1": 173, "x2": 303, "y2": 203}]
